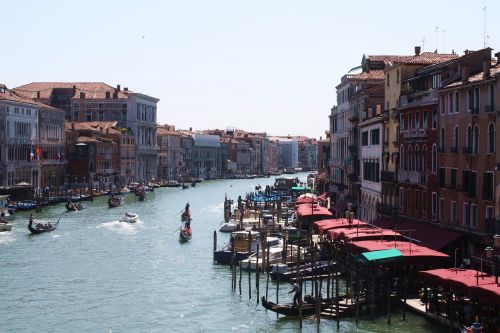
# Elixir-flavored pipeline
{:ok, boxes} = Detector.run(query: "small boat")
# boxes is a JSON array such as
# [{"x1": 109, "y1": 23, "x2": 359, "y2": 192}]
[
  {"x1": 10, "y1": 200, "x2": 37, "y2": 211},
  {"x1": 119, "y1": 212, "x2": 139, "y2": 223},
  {"x1": 108, "y1": 195, "x2": 124, "y2": 208},
  {"x1": 179, "y1": 226, "x2": 192, "y2": 241},
  {"x1": 0, "y1": 218, "x2": 12, "y2": 232},
  {"x1": 28, "y1": 217, "x2": 59, "y2": 234},
  {"x1": 166, "y1": 180, "x2": 181, "y2": 188},
  {"x1": 137, "y1": 189, "x2": 146, "y2": 201},
  {"x1": 219, "y1": 221, "x2": 239, "y2": 233},
  {"x1": 240, "y1": 244, "x2": 303, "y2": 271},
  {"x1": 182, "y1": 183, "x2": 189, "y2": 190},
  {"x1": 261, "y1": 296, "x2": 327, "y2": 316},
  {"x1": 65, "y1": 201, "x2": 86, "y2": 211},
  {"x1": 181, "y1": 203, "x2": 191, "y2": 222},
  {"x1": 0, "y1": 195, "x2": 15, "y2": 221}
]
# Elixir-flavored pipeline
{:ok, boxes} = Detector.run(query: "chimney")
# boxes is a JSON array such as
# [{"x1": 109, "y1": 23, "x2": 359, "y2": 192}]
[
  {"x1": 461, "y1": 66, "x2": 469, "y2": 82},
  {"x1": 483, "y1": 60, "x2": 491, "y2": 79},
  {"x1": 72, "y1": 85, "x2": 76, "y2": 95},
  {"x1": 116, "y1": 84, "x2": 121, "y2": 91},
  {"x1": 495, "y1": 52, "x2": 500, "y2": 65},
  {"x1": 80, "y1": 92, "x2": 85, "y2": 99},
  {"x1": 124, "y1": 87, "x2": 128, "y2": 92},
  {"x1": 189, "y1": 127, "x2": 192, "y2": 132},
  {"x1": 36, "y1": 91, "x2": 40, "y2": 99},
  {"x1": 105, "y1": 91, "x2": 110, "y2": 99},
  {"x1": 414, "y1": 46, "x2": 421, "y2": 56}
]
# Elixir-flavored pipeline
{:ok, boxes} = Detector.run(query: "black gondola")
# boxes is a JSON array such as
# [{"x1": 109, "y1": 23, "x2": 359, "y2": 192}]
[
  {"x1": 28, "y1": 218, "x2": 59, "y2": 234},
  {"x1": 179, "y1": 227, "x2": 192, "y2": 241},
  {"x1": 137, "y1": 190, "x2": 146, "y2": 201},
  {"x1": 260, "y1": 296, "x2": 329, "y2": 316},
  {"x1": 65, "y1": 201, "x2": 86, "y2": 211},
  {"x1": 108, "y1": 195, "x2": 124, "y2": 208}
]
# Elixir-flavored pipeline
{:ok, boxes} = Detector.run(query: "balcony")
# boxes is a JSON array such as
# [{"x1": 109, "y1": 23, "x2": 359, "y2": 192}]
[
  {"x1": 484, "y1": 104, "x2": 495, "y2": 113},
  {"x1": 399, "y1": 89, "x2": 438, "y2": 108},
  {"x1": 469, "y1": 107, "x2": 479, "y2": 115},
  {"x1": 381, "y1": 171, "x2": 396, "y2": 183},
  {"x1": 449, "y1": 146, "x2": 459, "y2": 154},
  {"x1": 398, "y1": 170, "x2": 426, "y2": 185}
]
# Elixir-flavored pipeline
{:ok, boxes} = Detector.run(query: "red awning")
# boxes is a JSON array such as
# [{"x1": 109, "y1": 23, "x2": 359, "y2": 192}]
[
  {"x1": 371, "y1": 217, "x2": 462, "y2": 250},
  {"x1": 348, "y1": 240, "x2": 450, "y2": 265},
  {"x1": 295, "y1": 196, "x2": 317, "y2": 205},
  {"x1": 296, "y1": 205, "x2": 333, "y2": 218},
  {"x1": 418, "y1": 269, "x2": 500, "y2": 303},
  {"x1": 327, "y1": 227, "x2": 404, "y2": 242},
  {"x1": 313, "y1": 218, "x2": 367, "y2": 234}
]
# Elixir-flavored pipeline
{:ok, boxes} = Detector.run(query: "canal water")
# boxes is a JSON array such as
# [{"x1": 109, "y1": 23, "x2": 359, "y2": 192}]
[{"x1": 0, "y1": 174, "x2": 446, "y2": 332}]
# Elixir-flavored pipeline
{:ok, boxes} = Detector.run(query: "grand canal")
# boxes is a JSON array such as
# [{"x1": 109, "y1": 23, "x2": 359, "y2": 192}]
[{"x1": 0, "y1": 174, "x2": 446, "y2": 332}]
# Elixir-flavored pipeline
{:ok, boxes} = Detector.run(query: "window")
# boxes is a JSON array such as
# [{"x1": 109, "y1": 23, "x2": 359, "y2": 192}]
[
  {"x1": 400, "y1": 114, "x2": 405, "y2": 130},
  {"x1": 439, "y1": 198, "x2": 444, "y2": 223},
  {"x1": 466, "y1": 126, "x2": 473, "y2": 150},
  {"x1": 451, "y1": 201, "x2": 457, "y2": 224},
  {"x1": 415, "y1": 146, "x2": 420, "y2": 171},
  {"x1": 470, "y1": 204, "x2": 477, "y2": 229},
  {"x1": 422, "y1": 145, "x2": 427, "y2": 172},
  {"x1": 489, "y1": 84, "x2": 496, "y2": 109},
  {"x1": 454, "y1": 91, "x2": 460, "y2": 113},
  {"x1": 432, "y1": 192, "x2": 437, "y2": 220},
  {"x1": 468, "y1": 87, "x2": 479, "y2": 112},
  {"x1": 370, "y1": 129, "x2": 380, "y2": 145},
  {"x1": 432, "y1": 110, "x2": 437, "y2": 128},
  {"x1": 362, "y1": 131, "x2": 369, "y2": 146},
  {"x1": 432, "y1": 74, "x2": 441, "y2": 88},
  {"x1": 415, "y1": 111, "x2": 420, "y2": 128},
  {"x1": 431, "y1": 144, "x2": 437, "y2": 173},
  {"x1": 483, "y1": 172, "x2": 494, "y2": 200},
  {"x1": 400, "y1": 145, "x2": 404, "y2": 171},
  {"x1": 396, "y1": 69, "x2": 400, "y2": 83},
  {"x1": 399, "y1": 188, "x2": 404, "y2": 214},
  {"x1": 423, "y1": 111, "x2": 428, "y2": 128},
  {"x1": 422, "y1": 191, "x2": 427, "y2": 217},
  {"x1": 438, "y1": 167, "x2": 445, "y2": 187},
  {"x1": 488, "y1": 123, "x2": 495, "y2": 153},
  {"x1": 86, "y1": 110, "x2": 91, "y2": 121},
  {"x1": 387, "y1": 73, "x2": 390, "y2": 87},
  {"x1": 453, "y1": 126, "x2": 459, "y2": 149},
  {"x1": 486, "y1": 206, "x2": 494, "y2": 232},
  {"x1": 450, "y1": 169, "x2": 457, "y2": 189},
  {"x1": 408, "y1": 113, "x2": 412, "y2": 130},
  {"x1": 407, "y1": 145, "x2": 412, "y2": 171},
  {"x1": 463, "y1": 203, "x2": 470, "y2": 227},
  {"x1": 439, "y1": 128, "x2": 445, "y2": 150},
  {"x1": 473, "y1": 125, "x2": 479, "y2": 154}
]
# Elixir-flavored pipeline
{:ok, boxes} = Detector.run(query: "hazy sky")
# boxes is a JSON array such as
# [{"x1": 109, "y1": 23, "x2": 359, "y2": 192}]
[{"x1": 1, "y1": 0, "x2": 498, "y2": 138}]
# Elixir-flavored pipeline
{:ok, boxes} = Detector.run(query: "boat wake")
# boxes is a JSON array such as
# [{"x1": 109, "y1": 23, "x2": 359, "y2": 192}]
[
  {"x1": 0, "y1": 232, "x2": 15, "y2": 245},
  {"x1": 96, "y1": 220, "x2": 142, "y2": 235}
]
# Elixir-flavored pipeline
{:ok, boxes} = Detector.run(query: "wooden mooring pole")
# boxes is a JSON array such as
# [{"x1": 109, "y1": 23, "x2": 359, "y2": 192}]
[{"x1": 256, "y1": 244, "x2": 260, "y2": 304}]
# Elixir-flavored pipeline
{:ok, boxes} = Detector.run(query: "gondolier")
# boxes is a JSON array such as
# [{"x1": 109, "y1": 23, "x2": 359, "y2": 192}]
[{"x1": 289, "y1": 282, "x2": 301, "y2": 307}]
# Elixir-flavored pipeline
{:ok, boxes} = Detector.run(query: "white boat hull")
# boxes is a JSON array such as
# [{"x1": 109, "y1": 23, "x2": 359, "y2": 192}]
[
  {"x1": 119, "y1": 213, "x2": 139, "y2": 223},
  {"x1": 219, "y1": 222, "x2": 238, "y2": 232},
  {"x1": 0, "y1": 223, "x2": 12, "y2": 232}
]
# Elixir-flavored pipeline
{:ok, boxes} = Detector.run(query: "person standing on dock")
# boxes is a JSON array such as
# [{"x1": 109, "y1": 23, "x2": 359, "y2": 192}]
[{"x1": 289, "y1": 282, "x2": 301, "y2": 307}]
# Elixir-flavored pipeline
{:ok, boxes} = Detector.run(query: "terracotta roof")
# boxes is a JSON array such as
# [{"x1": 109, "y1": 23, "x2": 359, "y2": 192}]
[
  {"x1": 366, "y1": 55, "x2": 414, "y2": 63},
  {"x1": 443, "y1": 65, "x2": 500, "y2": 88},
  {"x1": 350, "y1": 70, "x2": 385, "y2": 81},
  {"x1": 14, "y1": 82, "x2": 130, "y2": 100},
  {"x1": 65, "y1": 121, "x2": 121, "y2": 135},
  {"x1": 157, "y1": 128, "x2": 181, "y2": 136},
  {"x1": 76, "y1": 136, "x2": 101, "y2": 143},
  {"x1": 0, "y1": 85, "x2": 61, "y2": 111},
  {"x1": 404, "y1": 52, "x2": 459, "y2": 65}
]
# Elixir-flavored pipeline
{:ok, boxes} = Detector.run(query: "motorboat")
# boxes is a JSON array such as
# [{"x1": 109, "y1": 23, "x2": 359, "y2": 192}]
[
  {"x1": 0, "y1": 195, "x2": 15, "y2": 221},
  {"x1": 219, "y1": 221, "x2": 239, "y2": 233},
  {"x1": 0, "y1": 218, "x2": 12, "y2": 232},
  {"x1": 108, "y1": 195, "x2": 124, "y2": 208},
  {"x1": 119, "y1": 212, "x2": 139, "y2": 223},
  {"x1": 120, "y1": 211, "x2": 138, "y2": 223},
  {"x1": 10, "y1": 200, "x2": 37, "y2": 211},
  {"x1": 166, "y1": 180, "x2": 181, "y2": 187},
  {"x1": 239, "y1": 242, "x2": 301, "y2": 271},
  {"x1": 65, "y1": 201, "x2": 86, "y2": 211}
]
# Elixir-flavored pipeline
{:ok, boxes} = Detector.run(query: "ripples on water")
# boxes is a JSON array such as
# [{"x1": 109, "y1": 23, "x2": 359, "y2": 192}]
[{"x1": 0, "y1": 176, "x2": 446, "y2": 332}]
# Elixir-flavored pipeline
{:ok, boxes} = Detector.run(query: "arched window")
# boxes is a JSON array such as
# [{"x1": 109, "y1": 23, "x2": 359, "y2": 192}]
[
  {"x1": 400, "y1": 145, "x2": 404, "y2": 171},
  {"x1": 473, "y1": 125, "x2": 479, "y2": 154},
  {"x1": 440, "y1": 127, "x2": 445, "y2": 150},
  {"x1": 467, "y1": 125, "x2": 473, "y2": 150},
  {"x1": 415, "y1": 145, "x2": 420, "y2": 171},
  {"x1": 432, "y1": 144, "x2": 437, "y2": 173},
  {"x1": 453, "y1": 126, "x2": 459, "y2": 148},
  {"x1": 408, "y1": 145, "x2": 412, "y2": 171},
  {"x1": 488, "y1": 123, "x2": 495, "y2": 153}
]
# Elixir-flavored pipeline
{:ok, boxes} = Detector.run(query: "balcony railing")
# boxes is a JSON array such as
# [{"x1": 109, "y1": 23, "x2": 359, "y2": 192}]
[
  {"x1": 398, "y1": 170, "x2": 427, "y2": 185},
  {"x1": 400, "y1": 89, "x2": 438, "y2": 107},
  {"x1": 484, "y1": 104, "x2": 495, "y2": 113}
]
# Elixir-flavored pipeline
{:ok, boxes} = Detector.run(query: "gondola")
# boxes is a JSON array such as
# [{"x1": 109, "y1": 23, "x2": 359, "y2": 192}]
[
  {"x1": 65, "y1": 201, "x2": 86, "y2": 211},
  {"x1": 260, "y1": 296, "x2": 328, "y2": 316},
  {"x1": 179, "y1": 226, "x2": 192, "y2": 241},
  {"x1": 108, "y1": 195, "x2": 124, "y2": 208},
  {"x1": 28, "y1": 218, "x2": 59, "y2": 234},
  {"x1": 137, "y1": 190, "x2": 146, "y2": 201}
]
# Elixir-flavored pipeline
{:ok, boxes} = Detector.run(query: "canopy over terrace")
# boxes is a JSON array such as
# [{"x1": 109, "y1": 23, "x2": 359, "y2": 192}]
[
  {"x1": 372, "y1": 217, "x2": 462, "y2": 251},
  {"x1": 418, "y1": 268, "x2": 500, "y2": 304},
  {"x1": 295, "y1": 205, "x2": 333, "y2": 229},
  {"x1": 313, "y1": 218, "x2": 367, "y2": 234},
  {"x1": 295, "y1": 193, "x2": 318, "y2": 205},
  {"x1": 327, "y1": 226, "x2": 405, "y2": 242},
  {"x1": 347, "y1": 240, "x2": 450, "y2": 265}
]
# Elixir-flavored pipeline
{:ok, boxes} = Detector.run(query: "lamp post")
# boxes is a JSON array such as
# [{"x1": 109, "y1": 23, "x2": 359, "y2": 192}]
[{"x1": 346, "y1": 202, "x2": 354, "y2": 230}]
